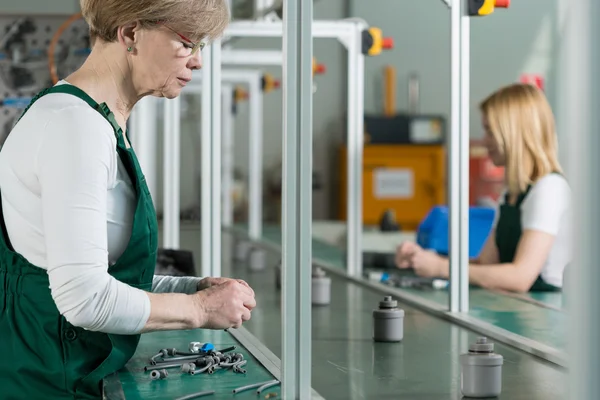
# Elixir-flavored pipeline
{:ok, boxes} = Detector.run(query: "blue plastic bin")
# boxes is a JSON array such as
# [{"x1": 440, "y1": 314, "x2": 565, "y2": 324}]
[{"x1": 416, "y1": 206, "x2": 496, "y2": 259}]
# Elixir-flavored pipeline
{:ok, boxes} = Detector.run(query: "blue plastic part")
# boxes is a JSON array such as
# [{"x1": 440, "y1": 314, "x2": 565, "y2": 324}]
[
  {"x1": 200, "y1": 343, "x2": 215, "y2": 353},
  {"x1": 416, "y1": 206, "x2": 496, "y2": 258},
  {"x1": 1, "y1": 97, "x2": 32, "y2": 109}
]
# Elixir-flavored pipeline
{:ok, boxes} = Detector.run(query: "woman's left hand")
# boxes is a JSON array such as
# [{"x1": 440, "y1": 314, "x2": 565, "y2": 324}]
[
  {"x1": 410, "y1": 248, "x2": 445, "y2": 278},
  {"x1": 197, "y1": 277, "x2": 254, "y2": 295}
]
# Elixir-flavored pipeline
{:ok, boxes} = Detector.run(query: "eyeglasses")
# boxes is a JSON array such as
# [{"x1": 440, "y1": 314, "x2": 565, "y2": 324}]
[{"x1": 158, "y1": 22, "x2": 205, "y2": 56}]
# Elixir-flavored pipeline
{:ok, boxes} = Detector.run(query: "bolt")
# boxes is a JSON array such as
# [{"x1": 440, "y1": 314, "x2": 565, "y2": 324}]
[
  {"x1": 181, "y1": 363, "x2": 196, "y2": 374},
  {"x1": 476, "y1": 337, "x2": 488, "y2": 344},
  {"x1": 150, "y1": 369, "x2": 168, "y2": 380},
  {"x1": 384, "y1": 296, "x2": 392, "y2": 302}
]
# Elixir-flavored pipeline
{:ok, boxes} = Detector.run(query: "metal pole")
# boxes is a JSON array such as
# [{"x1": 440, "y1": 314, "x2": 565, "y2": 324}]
[
  {"x1": 448, "y1": 0, "x2": 470, "y2": 313},
  {"x1": 130, "y1": 96, "x2": 158, "y2": 202},
  {"x1": 221, "y1": 84, "x2": 234, "y2": 227},
  {"x1": 163, "y1": 97, "x2": 181, "y2": 249},
  {"x1": 248, "y1": 72, "x2": 264, "y2": 240},
  {"x1": 211, "y1": 42, "x2": 222, "y2": 278},
  {"x1": 281, "y1": 0, "x2": 313, "y2": 397},
  {"x1": 346, "y1": 29, "x2": 359, "y2": 277},
  {"x1": 564, "y1": 1, "x2": 600, "y2": 398},
  {"x1": 201, "y1": 46, "x2": 214, "y2": 277},
  {"x1": 222, "y1": 49, "x2": 282, "y2": 66}
]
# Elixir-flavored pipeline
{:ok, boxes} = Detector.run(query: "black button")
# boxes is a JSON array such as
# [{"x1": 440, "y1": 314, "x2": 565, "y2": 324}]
[{"x1": 64, "y1": 328, "x2": 77, "y2": 341}]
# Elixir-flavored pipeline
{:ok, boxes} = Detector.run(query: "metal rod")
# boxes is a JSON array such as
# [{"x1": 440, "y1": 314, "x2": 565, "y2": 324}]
[
  {"x1": 248, "y1": 71, "x2": 264, "y2": 240},
  {"x1": 163, "y1": 97, "x2": 181, "y2": 249},
  {"x1": 346, "y1": 25, "x2": 365, "y2": 278},
  {"x1": 225, "y1": 20, "x2": 355, "y2": 39},
  {"x1": 201, "y1": 45, "x2": 214, "y2": 277},
  {"x1": 448, "y1": 0, "x2": 469, "y2": 313},
  {"x1": 129, "y1": 96, "x2": 158, "y2": 201},
  {"x1": 281, "y1": 0, "x2": 313, "y2": 397},
  {"x1": 564, "y1": 0, "x2": 600, "y2": 398},
  {"x1": 221, "y1": 84, "x2": 234, "y2": 227},
  {"x1": 222, "y1": 49, "x2": 282, "y2": 66},
  {"x1": 210, "y1": 41, "x2": 222, "y2": 278}
]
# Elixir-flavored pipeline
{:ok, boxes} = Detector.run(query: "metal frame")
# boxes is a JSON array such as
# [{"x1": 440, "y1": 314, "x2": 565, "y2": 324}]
[
  {"x1": 280, "y1": 1, "x2": 313, "y2": 397},
  {"x1": 162, "y1": 97, "x2": 181, "y2": 249},
  {"x1": 224, "y1": 19, "x2": 367, "y2": 281},
  {"x1": 448, "y1": 0, "x2": 470, "y2": 312},
  {"x1": 129, "y1": 96, "x2": 158, "y2": 202},
  {"x1": 184, "y1": 70, "x2": 264, "y2": 240},
  {"x1": 561, "y1": 0, "x2": 600, "y2": 398},
  {"x1": 220, "y1": 83, "x2": 234, "y2": 227}
]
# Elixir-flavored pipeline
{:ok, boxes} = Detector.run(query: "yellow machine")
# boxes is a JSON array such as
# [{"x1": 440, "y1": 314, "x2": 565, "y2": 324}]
[{"x1": 338, "y1": 144, "x2": 445, "y2": 230}]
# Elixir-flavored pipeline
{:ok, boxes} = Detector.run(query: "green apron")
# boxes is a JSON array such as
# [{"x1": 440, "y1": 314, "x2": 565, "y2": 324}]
[
  {"x1": 495, "y1": 185, "x2": 560, "y2": 292},
  {"x1": 0, "y1": 85, "x2": 158, "y2": 399}
]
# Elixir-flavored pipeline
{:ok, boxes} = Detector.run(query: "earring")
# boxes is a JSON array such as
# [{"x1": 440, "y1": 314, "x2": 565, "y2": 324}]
[{"x1": 127, "y1": 47, "x2": 133, "y2": 52}]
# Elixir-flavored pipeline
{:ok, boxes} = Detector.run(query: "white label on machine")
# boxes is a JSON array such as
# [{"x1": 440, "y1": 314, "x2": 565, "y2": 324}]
[
  {"x1": 374, "y1": 168, "x2": 414, "y2": 199},
  {"x1": 410, "y1": 119, "x2": 443, "y2": 142}
]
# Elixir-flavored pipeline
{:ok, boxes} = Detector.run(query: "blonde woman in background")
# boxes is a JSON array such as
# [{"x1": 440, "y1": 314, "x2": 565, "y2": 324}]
[
  {"x1": 0, "y1": 1, "x2": 256, "y2": 398},
  {"x1": 396, "y1": 83, "x2": 571, "y2": 293}
]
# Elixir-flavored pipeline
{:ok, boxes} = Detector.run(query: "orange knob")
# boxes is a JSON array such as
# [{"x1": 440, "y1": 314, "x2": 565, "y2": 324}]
[{"x1": 495, "y1": 0, "x2": 510, "y2": 7}]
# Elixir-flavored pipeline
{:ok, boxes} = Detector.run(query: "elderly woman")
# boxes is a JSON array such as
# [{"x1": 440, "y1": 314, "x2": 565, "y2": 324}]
[
  {"x1": 396, "y1": 83, "x2": 571, "y2": 293},
  {"x1": 0, "y1": 0, "x2": 256, "y2": 398}
]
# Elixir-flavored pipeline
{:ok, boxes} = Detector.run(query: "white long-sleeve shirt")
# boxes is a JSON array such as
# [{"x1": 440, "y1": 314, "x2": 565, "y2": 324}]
[{"x1": 0, "y1": 81, "x2": 200, "y2": 334}]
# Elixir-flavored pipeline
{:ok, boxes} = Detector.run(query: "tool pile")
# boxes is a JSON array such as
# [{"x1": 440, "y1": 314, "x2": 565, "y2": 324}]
[{"x1": 145, "y1": 342, "x2": 247, "y2": 379}]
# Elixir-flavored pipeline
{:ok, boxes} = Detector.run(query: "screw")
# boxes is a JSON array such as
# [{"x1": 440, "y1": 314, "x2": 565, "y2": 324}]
[{"x1": 150, "y1": 369, "x2": 168, "y2": 380}]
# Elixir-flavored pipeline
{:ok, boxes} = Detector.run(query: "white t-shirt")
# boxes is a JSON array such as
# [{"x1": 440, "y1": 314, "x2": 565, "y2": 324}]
[
  {"x1": 494, "y1": 173, "x2": 571, "y2": 288},
  {"x1": 0, "y1": 81, "x2": 200, "y2": 335}
]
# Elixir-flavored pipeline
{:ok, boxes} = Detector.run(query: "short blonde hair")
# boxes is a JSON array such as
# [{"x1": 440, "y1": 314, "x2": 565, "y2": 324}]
[
  {"x1": 80, "y1": 0, "x2": 229, "y2": 44},
  {"x1": 480, "y1": 83, "x2": 563, "y2": 195}
]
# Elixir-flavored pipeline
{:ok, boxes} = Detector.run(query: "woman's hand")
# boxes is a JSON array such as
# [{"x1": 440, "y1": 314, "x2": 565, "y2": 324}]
[
  {"x1": 395, "y1": 241, "x2": 420, "y2": 268},
  {"x1": 197, "y1": 277, "x2": 253, "y2": 295},
  {"x1": 410, "y1": 248, "x2": 445, "y2": 278},
  {"x1": 193, "y1": 279, "x2": 257, "y2": 330},
  {"x1": 395, "y1": 241, "x2": 445, "y2": 278}
]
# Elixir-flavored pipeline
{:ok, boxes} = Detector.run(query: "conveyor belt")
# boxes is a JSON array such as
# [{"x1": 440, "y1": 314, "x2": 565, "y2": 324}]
[
  {"x1": 232, "y1": 224, "x2": 567, "y2": 354},
  {"x1": 228, "y1": 250, "x2": 567, "y2": 399}
]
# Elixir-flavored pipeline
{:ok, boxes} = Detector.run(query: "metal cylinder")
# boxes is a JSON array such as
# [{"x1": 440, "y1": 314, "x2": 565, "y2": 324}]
[
  {"x1": 460, "y1": 337, "x2": 503, "y2": 398},
  {"x1": 311, "y1": 268, "x2": 331, "y2": 306},
  {"x1": 372, "y1": 296, "x2": 404, "y2": 342},
  {"x1": 408, "y1": 72, "x2": 420, "y2": 114},
  {"x1": 249, "y1": 248, "x2": 266, "y2": 271},
  {"x1": 235, "y1": 240, "x2": 251, "y2": 261}
]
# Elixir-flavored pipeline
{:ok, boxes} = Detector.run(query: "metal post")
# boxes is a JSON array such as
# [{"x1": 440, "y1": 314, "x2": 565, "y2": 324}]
[
  {"x1": 248, "y1": 72, "x2": 264, "y2": 240},
  {"x1": 281, "y1": 0, "x2": 313, "y2": 397},
  {"x1": 563, "y1": 1, "x2": 600, "y2": 398},
  {"x1": 210, "y1": 41, "x2": 222, "y2": 278},
  {"x1": 163, "y1": 97, "x2": 181, "y2": 249},
  {"x1": 346, "y1": 26, "x2": 365, "y2": 278},
  {"x1": 130, "y1": 96, "x2": 158, "y2": 202},
  {"x1": 448, "y1": 0, "x2": 470, "y2": 313},
  {"x1": 221, "y1": 84, "x2": 234, "y2": 227},
  {"x1": 201, "y1": 46, "x2": 214, "y2": 277},
  {"x1": 222, "y1": 49, "x2": 282, "y2": 66}
]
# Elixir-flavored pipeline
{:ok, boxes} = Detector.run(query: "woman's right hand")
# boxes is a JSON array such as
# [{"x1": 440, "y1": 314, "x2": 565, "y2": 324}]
[
  {"x1": 395, "y1": 241, "x2": 420, "y2": 269},
  {"x1": 193, "y1": 280, "x2": 257, "y2": 330}
]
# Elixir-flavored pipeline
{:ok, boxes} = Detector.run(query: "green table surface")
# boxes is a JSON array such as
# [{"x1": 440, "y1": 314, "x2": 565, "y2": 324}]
[
  {"x1": 104, "y1": 329, "x2": 280, "y2": 400},
  {"x1": 247, "y1": 224, "x2": 567, "y2": 352}
]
